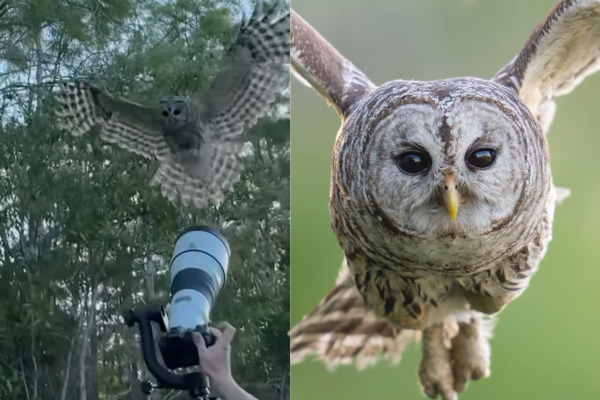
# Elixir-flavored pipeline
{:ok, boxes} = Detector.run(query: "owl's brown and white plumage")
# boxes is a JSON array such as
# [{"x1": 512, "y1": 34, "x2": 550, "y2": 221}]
[
  {"x1": 55, "y1": 0, "x2": 290, "y2": 208},
  {"x1": 291, "y1": 258, "x2": 417, "y2": 370},
  {"x1": 290, "y1": 1, "x2": 600, "y2": 399}
]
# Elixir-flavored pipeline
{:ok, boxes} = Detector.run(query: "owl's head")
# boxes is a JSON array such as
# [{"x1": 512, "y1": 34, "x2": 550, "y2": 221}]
[
  {"x1": 158, "y1": 96, "x2": 192, "y2": 129},
  {"x1": 341, "y1": 78, "x2": 550, "y2": 237},
  {"x1": 290, "y1": 3, "x2": 600, "y2": 246}
]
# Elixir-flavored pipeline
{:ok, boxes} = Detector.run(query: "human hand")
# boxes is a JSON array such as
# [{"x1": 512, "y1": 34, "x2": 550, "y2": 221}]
[
  {"x1": 192, "y1": 322, "x2": 236, "y2": 383},
  {"x1": 192, "y1": 323, "x2": 258, "y2": 400}
]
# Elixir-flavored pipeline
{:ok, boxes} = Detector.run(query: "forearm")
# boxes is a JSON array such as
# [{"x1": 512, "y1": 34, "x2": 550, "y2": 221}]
[{"x1": 211, "y1": 376, "x2": 258, "y2": 400}]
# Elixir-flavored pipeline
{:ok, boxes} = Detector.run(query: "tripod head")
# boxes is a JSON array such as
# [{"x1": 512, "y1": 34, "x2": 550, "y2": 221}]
[{"x1": 124, "y1": 226, "x2": 230, "y2": 399}]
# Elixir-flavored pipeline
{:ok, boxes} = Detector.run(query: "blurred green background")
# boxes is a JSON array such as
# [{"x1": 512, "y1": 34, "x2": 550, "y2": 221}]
[{"x1": 290, "y1": 0, "x2": 600, "y2": 399}]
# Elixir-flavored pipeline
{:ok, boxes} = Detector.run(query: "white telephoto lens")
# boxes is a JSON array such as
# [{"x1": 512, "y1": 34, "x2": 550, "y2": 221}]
[{"x1": 167, "y1": 227, "x2": 230, "y2": 332}]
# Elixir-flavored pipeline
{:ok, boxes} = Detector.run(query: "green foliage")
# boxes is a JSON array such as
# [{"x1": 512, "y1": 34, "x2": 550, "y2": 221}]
[{"x1": 0, "y1": 0, "x2": 290, "y2": 399}]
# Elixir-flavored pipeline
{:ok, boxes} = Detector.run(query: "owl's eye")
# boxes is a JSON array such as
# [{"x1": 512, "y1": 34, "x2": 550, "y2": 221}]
[
  {"x1": 397, "y1": 152, "x2": 431, "y2": 175},
  {"x1": 162, "y1": 111, "x2": 168, "y2": 117},
  {"x1": 466, "y1": 149, "x2": 496, "y2": 169},
  {"x1": 174, "y1": 109, "x2": 181, "y2": 116}
]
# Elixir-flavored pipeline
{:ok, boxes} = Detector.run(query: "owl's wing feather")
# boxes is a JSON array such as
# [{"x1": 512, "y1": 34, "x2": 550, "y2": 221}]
[
  {"x1": 197, "y1": 0, "x2": 290, "y2": 142},
  {"x1": 55, "y1": 80, "x2": 169, "y2": 160},
  {"x1": 232, "y1": 0, "x2": 289, "y2": 66},
  {"x1": 150, "y1": 141, "x2": 245, "y2": 209},
  {"x1": 492, "y1": 0, "x2": 600, "y2": 133},
  {"x1": 200, "y1": 65, "x2": 289, "y2": 141},
  {"x1": 290, "y1": 9, "x2": 377, "y2": 119},
  {"x1": 290, "y1": 259, "x2": 416, "y2": 371}
]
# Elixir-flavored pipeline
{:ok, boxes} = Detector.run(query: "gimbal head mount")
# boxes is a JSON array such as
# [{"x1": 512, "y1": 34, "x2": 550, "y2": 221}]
[
  {"x1": 123, "y1": 306, "x2": 218, "y2": 399},
  {"x1": 123, "y1": 226, "x2": 230, "y2": 400}
]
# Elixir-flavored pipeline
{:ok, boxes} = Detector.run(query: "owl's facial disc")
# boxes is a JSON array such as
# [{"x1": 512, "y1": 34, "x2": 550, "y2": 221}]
[
  {"x1": 360, "y1": 93, "x2": 536, "y2": 237},
  {"x1": 158, "y1": 97, "x2": 189, "y2": 127}
]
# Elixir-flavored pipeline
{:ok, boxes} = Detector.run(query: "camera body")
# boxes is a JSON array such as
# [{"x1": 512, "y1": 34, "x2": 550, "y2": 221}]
[
  {"x1": 124, "y1": 225, "x2": 230, "y2": 398},
  {"x1": 159, "y1": 329, "x2": 216, "y2": 370}
]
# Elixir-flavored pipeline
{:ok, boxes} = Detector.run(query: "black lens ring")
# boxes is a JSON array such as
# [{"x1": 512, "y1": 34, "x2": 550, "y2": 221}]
[
  {"x1": 171, "y1": 268, "x2": 219, "y2": 306},
  {"x1": 169, "y1": 249, "x2": 227, "y2": 288}
]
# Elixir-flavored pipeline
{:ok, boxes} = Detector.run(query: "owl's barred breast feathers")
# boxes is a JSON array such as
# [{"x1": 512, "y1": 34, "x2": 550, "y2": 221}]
[{"x1": 54, "y1": 0, "x2": 290, "y2": 209}]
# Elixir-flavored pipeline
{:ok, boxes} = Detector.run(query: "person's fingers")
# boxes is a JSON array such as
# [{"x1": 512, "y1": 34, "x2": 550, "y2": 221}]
[
  {"x1": 192, "y1": 331, "x2": 207, "y2": 356},
  {"x1": 213, "y1": 321, "x2": 229, "y2": 330},
  {"x1": 207, "y1": 326, "x2": 223, "y2": 338},
  {"x1": 215, "y1": 322, "x2": 236, "y2": 346}
]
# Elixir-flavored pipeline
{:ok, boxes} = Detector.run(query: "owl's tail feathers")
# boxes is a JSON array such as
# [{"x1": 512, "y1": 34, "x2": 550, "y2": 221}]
[
  {"x1": 55, "y1": 81, "x2": 106, "y2": 136},
  {"x1": 151, "y1": 142, "x2": 244, "y2": 209},
  {"x1": 151, "y1": 161, "x2": 217, "y2": 209},
  {"x1": 291, "y1": 263, "x2": 417, "y2": 371},
  {"x1": 238, "y1": 0, "x2": 290, "y2": 65}
]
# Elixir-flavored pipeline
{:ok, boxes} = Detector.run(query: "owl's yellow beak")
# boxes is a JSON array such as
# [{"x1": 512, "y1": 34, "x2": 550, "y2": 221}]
[{"x1": 443, "y1": 175, "x2": 461, "y2": 223}]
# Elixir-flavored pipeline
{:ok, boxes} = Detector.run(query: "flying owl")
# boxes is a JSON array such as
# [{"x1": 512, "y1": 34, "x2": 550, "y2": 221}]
[
  {"x1": 55, "y1": 0, "x2": 290, "y2": 208},
  {"x1": 290, "y1": 1, "x2": 600, "y2": 399}
]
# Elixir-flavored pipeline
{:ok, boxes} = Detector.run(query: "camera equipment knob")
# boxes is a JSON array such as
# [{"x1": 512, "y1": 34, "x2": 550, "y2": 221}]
[
  {"x1": 140, "y1": 381, "x2": 154, "y2": 395},
  {"x1": 202, "y1": 331, "x2": 216, "y2": 347},
  {"x1": 122, "y1": 309, "x2": 136, "y2": 327}
]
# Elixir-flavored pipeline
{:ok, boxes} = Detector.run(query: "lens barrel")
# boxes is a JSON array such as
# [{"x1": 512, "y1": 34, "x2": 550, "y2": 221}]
[{"x1": 167, "y1": 226, "x2": 229, "y2": 332}]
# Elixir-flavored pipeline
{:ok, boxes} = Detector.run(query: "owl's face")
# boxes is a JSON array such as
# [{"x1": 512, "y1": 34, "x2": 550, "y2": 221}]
[
  {"x1": 158, "y1": 96, "x2": 192, "y2": 130},
  {"x1": 339, "y1": 78, "x2": 550, "y2": 241}
]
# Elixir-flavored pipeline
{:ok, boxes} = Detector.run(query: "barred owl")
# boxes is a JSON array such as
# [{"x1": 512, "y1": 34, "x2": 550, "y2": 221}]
[
  {"x1": 55, "y1": 0, "x2": 290, "y2": 208},
  {"x1": 290, "y1": 1, "x2": 600, "y2": 399}
]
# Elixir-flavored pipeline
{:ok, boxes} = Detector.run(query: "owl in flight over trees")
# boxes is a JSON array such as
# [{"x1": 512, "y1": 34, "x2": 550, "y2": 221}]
[
  {"x1": 290, "y1": 1, "x2": 600, "y2": 399},
  {"x1": 55, "y1": 0, "x2": 290, "y2": 208}
]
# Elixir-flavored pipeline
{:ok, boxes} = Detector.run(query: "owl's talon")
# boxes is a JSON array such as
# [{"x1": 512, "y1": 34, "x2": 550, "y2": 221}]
[
  {"x1": 422, "y1": 383, "x2": 457, "y2": 400},
  {"x1": 450, "y1": 317, "x2": 491, "y2": 393},
  {"x1": 418, "y1": 323, "x2": 458, "y2": 400},
  {"x1": 451, "y1": 369, "x2": 470, "y2": 393}
]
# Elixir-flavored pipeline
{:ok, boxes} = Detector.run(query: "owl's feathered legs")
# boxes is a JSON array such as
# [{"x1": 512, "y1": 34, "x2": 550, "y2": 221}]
[{"x1": 418, "y1": 315, "x2": 492, "y2": 400}]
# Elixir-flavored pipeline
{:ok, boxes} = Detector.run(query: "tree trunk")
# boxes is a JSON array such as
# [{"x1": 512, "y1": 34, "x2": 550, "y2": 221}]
[
  {"x1": 90, "y1": 327, "x2": 99, "y2": 400},
  {"x1": 144, "y1": 256, "x2": 159, "y2": 400},
  {"x1": 60, "y1": 334, "x2": 77, "y2": 400},
  {"x1": 79, "y1": 284, "x2": 100, "y2": 400}
]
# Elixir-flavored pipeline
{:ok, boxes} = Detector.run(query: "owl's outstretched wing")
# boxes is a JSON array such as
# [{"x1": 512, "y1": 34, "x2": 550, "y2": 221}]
[
  {"x1": 55, "y1": 80, "x2": 169, "y2": 160},
  {"x1": 196, "y1": 0, "x2": 290, "y2": 142},
  {"x1": 150, "y1": 141, "x2": 245, "y2": 209},
  {"x1": 290, "y1": 9, "x2": 376, "y2": 119},
  {"x1": 291, "y1": 259, "x2": 416, "y2": 371},
  {"x1": 492, "y1": 0, "x2": 600, "y2": 133}
]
